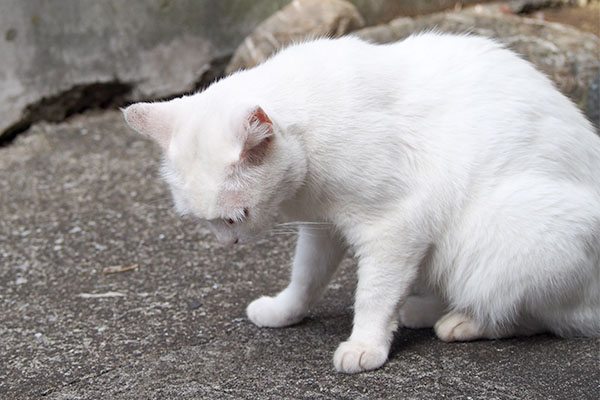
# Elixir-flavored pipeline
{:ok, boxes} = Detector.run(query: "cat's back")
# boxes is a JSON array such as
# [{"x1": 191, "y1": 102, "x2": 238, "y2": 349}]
[
  {"x1": 263, "y1": 33, "x2": 594, "y2": 132},
  {"x1": 389, "y1": 33, "x2": 600, "y2": 187},
  {"x1": 230, "y1": 34, "x2": 600, "y2": 187}
]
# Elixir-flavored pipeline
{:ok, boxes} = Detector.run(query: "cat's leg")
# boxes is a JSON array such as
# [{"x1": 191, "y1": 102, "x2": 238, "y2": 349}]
[
  {"x1": 333, "y1": 236, "x2": 427, "y2": 374},
  {"x1": 247, "y1": 226, "x2": 346, "y2": 328},
  {"x1": 399, "y1": 293, "x2": 446, "y2": 329}
]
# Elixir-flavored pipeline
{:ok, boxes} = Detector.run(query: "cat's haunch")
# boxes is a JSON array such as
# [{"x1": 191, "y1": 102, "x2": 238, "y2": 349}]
[{"x1": 123, "y1": 33, "x2": 600, "y2": 374}]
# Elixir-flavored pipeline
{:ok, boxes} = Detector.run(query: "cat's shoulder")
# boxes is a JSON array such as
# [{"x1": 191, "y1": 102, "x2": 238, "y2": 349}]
[{"x1": 271, "y1": 35, "x2": 372, "y2": 60}]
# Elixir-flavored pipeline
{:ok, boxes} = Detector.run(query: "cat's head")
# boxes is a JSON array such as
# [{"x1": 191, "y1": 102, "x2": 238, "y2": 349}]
[{"x1": 123, "y1": 93, "x2": 306, "y2": 245}]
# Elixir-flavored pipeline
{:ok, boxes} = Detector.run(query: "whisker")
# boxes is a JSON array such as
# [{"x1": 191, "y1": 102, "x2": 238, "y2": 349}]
[
  {"x1": 267, "y1": 231, "x2": 299, "y2": 237},
  {"x1": 281, "y1": 226, "x2": 332, "y2": 232},
  {"x1": 278, "y1": 221, "x2": 332, "y2": 226},
  {"x1": 270, "y1": 229, "x2": 299, "y2": 235},
  {"x1": 276, "y1": 222, "x2": 333, "y2": 231}
]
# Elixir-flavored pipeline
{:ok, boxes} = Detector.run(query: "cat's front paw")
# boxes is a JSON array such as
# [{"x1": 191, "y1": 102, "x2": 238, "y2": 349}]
[
  {"x1": 333, "y1": 340, "x2": 388, "y2": 374},
  {"x1": 246, "y1": 296, "x2": 305, "y2": 328}
]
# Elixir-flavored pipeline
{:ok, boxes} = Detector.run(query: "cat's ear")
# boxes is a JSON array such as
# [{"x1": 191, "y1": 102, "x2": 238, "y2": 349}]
[
  {"x1": 122, "y1": 101, "x2": 176, "y2": 150},
  {"x1": 239, "y1": 106, "x2": 274, "y2": 165}
]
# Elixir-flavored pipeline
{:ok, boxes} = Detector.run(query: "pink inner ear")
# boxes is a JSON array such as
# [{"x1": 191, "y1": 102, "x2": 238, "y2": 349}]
[
  {"x1": 250, "y1": 107, "x2": 272, "y2": 126},
  {"x1": 240, "y1": 106, "x2": 273, "y2": 164}
]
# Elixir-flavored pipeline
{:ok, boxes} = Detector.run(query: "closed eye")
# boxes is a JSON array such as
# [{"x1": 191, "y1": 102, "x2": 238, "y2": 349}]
[{"x1": 223, "y1": 208, "x2": 249, "y2": 225}]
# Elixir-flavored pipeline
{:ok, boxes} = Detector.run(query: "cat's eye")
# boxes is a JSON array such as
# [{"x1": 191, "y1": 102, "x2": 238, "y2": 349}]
[{"x1": 224, "y1": 208, "x2": 248, "y2": 225}]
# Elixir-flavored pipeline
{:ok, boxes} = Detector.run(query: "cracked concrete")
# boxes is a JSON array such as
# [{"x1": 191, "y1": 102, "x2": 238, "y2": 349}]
[
  {"x1": 0, "y1": 81, "x2": 132, "y2": 146},
  {"x1": 1, "y1": 111, "x2": 599, "y2": 399}
]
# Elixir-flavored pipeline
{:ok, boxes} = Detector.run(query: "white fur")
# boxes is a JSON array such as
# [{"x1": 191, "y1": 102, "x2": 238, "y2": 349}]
[{"x1": 123, "y1": 33, "x2": 600, "y2": 374}]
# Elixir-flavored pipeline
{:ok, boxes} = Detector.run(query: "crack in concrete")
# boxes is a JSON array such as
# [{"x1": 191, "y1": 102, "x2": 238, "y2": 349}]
[
  {"x1": 0, "y1": 81, "x2": 132, "y2": 147},
  {"x1": 0, "y1": 53, "x2": 233, "y2": 148},
  {"x1": 40, "y1": 367, "x2": 117, "y2": 397}
]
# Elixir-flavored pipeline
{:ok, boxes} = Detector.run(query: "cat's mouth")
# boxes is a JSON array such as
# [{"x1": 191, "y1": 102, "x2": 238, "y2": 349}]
[
  {"x1": 217, "y1": 234, "x2": 260, "y2": 246},
  {"x1": 209, "y1": 229, "x2": 240, "y2": 246},
  {"x1": 218, "y1": 236, "x2": 239, "y2": 246},
  {"x1": 215, "y1": 228, "x2": 272, "y2": 246},
  {"x1": 212, "y1": 228, "x2": 256, "y2": 246}
]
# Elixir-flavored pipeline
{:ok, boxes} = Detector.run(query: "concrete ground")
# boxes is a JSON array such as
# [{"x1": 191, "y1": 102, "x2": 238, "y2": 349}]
[{"x1": 1, "y1": 111, "x2": 598, "y2": 399}]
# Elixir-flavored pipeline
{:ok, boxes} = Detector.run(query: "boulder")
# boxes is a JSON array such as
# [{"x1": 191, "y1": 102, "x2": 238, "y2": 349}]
[
  {"x1": 348, "y1": 0, "x2": 493, "y2": 25},
  {"x1": 225, "y1": 0, "x2": 365, "y2": 75},
  {"x1": 355, "y1": 6, "x2": 600, "y2": 129}
]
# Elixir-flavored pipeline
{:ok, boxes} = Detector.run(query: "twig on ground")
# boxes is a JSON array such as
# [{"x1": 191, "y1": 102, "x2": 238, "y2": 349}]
[{"x1": 102, "y1": 264, "x2": 139, "y2": 275}]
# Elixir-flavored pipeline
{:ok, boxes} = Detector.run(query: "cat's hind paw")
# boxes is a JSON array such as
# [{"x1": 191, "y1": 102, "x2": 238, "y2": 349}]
[
  {"x1": 333, "y1": 340, "x2": 388, "y2": 374},
  {"x1": 246, "y1": 296, "x2": 305, "y2": 328},
  {"x1": 434, "y1": 312, "x2": 485, "y2": 342}
]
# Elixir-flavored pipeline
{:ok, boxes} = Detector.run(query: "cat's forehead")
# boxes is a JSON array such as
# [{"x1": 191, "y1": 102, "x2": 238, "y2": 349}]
[
  {"x1": 169, "y1": 103, "x2": 241, "y2": 166},
  {"x1": 162, "y1": 102, "x2": 245, "y2": 220}
]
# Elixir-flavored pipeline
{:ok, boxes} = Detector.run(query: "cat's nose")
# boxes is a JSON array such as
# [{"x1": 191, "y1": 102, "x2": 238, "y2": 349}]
[
  {"x1": 224, "y1": 236, "x2": 239, "y2": 246},
  {"x1": 216, "y1": 235, "x2": 239, "y2": 246}
]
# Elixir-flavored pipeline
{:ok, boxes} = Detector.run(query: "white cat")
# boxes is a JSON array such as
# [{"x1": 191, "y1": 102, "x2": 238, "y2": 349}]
[{"x1": 123, "y1": 33, "x2": 600, "y2": 374}]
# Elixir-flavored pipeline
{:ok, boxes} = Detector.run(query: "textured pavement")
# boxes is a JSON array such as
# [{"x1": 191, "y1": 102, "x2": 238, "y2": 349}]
[{"x1": 1, "y1": 111, "x2": 599, "y2": 399}]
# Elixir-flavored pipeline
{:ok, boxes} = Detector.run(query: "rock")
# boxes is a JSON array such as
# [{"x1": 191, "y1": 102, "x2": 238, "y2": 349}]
[
  {"x1": 356, "y1": 7, "x2": 600, "y2": 130},
  {"x1": 225, "y1": 0, "x2": 365, "y2": 75},
  {"x1": 348, "y1": 0, "x2": 492, "y2": 25},
  {"x1": 225, "y1": 0, "x2": 503, "y2": 74},
  {"x1": 505, "y1": 0, "x2": 576, "y2": 14},
  {"x1": 530, "y1": 1, "x2": 600, "y2": 35},
  {"x1": 0, "y1": 0, "x2": 293, "y2": 144}
]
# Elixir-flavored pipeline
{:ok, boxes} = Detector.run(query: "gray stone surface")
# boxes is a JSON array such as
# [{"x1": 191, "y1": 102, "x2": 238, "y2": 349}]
[
  {"x1": 1, "y1": 111, "x2": 599, "y2": 399},
  {"x1": 356, "y1": 6, "x2": 600, "y2": 129}
]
